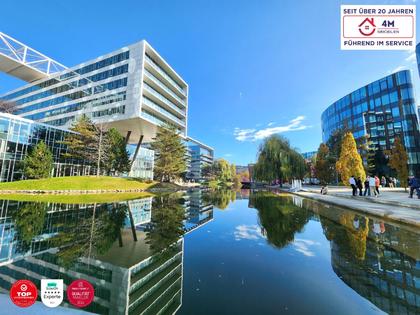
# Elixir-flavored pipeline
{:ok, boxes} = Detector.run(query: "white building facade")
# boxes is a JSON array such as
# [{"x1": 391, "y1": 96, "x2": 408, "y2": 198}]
[{"x1": 0, "y1": 34, "x2": 213, "y2": 181}]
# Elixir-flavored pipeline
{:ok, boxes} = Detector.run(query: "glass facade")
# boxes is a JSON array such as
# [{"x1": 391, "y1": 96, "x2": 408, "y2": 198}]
[
  {"x1": 2, "y1": 51, "x2": 130, "y2": 127},
  {"x1": 0, "y1": 113, "x2": 88, "y2": 182},
  {"x1": 185, "y1": 141, "x2": 214, "y2": 182},
  {"x1": 128, "y1": 145, "x2": 154, "y2": 180},
  {"x1": 321, "y1": 70, "x2": 420, "y2": 175}
]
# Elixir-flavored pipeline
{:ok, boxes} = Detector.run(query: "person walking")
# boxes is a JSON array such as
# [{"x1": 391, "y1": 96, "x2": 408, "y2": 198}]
[
  {"x1": 369, "y1": 176, "x2": 377, "y2": 197},
  {"x1": 374, "y1": 175, "x2": 380, "y2": 196},
  {"x1": 408, "y1": 176, "x2": 420, "y2": 199},
  {"x1": 364, "y1": 176, "x2": 371, "y2": 196},
  {"x1": 349, "y1": 175, "x2": 357, "y2": 196},
  {"x1": 389, "y1": 177, "x2": 394, "y2": 188},
  {"x1": 356, "y1": 177, "x2": 363, "y2": 196},
  {"x1": 381, "y1": 176, "x2": 386, "y2": 187},
  {"x1": 393, "y1": 177, "x2": 397, "y2": 188}
]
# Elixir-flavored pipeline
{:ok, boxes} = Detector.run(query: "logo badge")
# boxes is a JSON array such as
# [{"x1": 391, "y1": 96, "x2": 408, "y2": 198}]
[
  {"x1": 67, "y1": 279, "x2": 94, "y2": 308},
  {"x1": 41, "y1": 279, "x2": 63, "y2": 308},
  {"x1": 10, "y1": 280, "x2": 38, "y2": 308}
]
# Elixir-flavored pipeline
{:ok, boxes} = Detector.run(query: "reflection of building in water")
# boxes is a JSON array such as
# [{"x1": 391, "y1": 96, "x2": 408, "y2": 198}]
[
  {"x1": 316, "y1": 206, "x2": 420, "y2": 314},
  {"x1": 0, "y1": 198, "x2": 184, "y2": 314},
  {"x1": 330, "y1": 239, "x2": 420, "y2": 314},
  {"x1": 183, "y1": 190, "x2": 213, "y2": 233},
  {"x1": 125, "y1": 197, "x2": 153, "y2": 227}
]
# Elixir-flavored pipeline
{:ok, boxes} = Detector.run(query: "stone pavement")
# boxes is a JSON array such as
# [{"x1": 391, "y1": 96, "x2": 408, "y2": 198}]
[
  {"x1": 287, "y1": 185, "x2": 420, "y2": 227},
  {"x1": 303, "y1": 185, "x2": 420, "y2": 210}
]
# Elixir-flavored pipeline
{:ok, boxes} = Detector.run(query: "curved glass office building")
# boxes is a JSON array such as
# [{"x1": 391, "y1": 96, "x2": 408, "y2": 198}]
[{"x1": 321, "y1": 70, "x2": 420, "y2": 175}]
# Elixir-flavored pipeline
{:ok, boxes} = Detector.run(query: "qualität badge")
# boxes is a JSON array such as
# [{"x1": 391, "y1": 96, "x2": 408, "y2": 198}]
[{"x1": 67, "y1": 279, "x2": 94, "y2": 308}]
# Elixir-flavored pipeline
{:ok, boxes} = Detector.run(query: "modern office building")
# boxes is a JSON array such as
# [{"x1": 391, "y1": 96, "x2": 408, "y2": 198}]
[
  {"x1": 301, "y1": 151, "x2": 317, "y2": 160},
  {"x1": 1, "y1": 36, "x2": 188, "y2": 144},
  {"x1": 0, "y1": 112, "x2": 87, "y2": 181},
  {"x1": 414, "y1": 42, "x2": 420, "y2": 121},
  {"x1": 321, "y1": 70, "x2": 420, "y2": 175},
  {"x1": 0, "y1": 32, "x2": 213, "y2": 181},
  {"x1": 0, "y1": 112, "x2": 154, "y2": 182},
  {"x1": 185, "y1": 137, "x2": 214, "y2": 182}
]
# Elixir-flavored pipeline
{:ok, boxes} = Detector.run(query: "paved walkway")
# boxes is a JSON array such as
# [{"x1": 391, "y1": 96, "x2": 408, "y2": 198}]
[
  {"x1": 286, "y1": 185, "x2": 420, "y2": 227},
  {"x1": 303, "y1": 185, "x2": 420, "y2": 210}
]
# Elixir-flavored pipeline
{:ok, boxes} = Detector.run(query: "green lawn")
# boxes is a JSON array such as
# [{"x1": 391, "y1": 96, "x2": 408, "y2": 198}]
[
  {"x1": 0, "y1": 176, "x2": 156, "y2": 191},
  {"x1": 0, "y1": 192, "x2": 154, "y2": 204}
]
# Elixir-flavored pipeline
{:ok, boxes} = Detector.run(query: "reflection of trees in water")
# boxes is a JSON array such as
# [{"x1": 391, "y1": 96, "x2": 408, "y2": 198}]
[
  {"x1": 13, "y1": 202, "x2": 47, "y2": 251},
  {"x1": 320, "y1": 213, "x2": 420, "y2": 314},
  {"x1": 203, "y1": 189, "x2": 236, "y2": 210},
  {"x1": 320, "y1": 212, "x2": 369, "y2": 261},
  {"x1": 50, "y1": 203, "x2": 127, "y2": 268},
  {"x1": 250, "y1": 192, "x2": 312, "y2": 249},
  {"x1": 145, "y1": 195, "x2": 185, "y2": 254}
]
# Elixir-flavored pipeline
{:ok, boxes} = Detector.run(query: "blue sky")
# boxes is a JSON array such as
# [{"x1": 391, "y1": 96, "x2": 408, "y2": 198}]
[{"x1": 0, "y1": 0, "x2": 419, "y2": 165}]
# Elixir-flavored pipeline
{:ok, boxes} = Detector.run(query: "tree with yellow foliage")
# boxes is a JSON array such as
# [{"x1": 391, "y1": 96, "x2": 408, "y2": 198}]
[{"x1": 336, "y1": 132, "x2": 366, "y2": 185}]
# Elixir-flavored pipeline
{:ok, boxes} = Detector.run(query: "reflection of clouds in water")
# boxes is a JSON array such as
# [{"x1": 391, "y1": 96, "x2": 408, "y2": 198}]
[
  {"x1": 234, "y1": 225, "x2": 264, "y2": 241},
  {"x1": 292, "y1": 238, "x2": 320, "y2": 257}
]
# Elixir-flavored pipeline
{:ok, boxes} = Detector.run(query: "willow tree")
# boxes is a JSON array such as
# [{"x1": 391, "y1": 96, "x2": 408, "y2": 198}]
[
  {"x1": 336, "y1": 132, "x2": 366, "y2": 184},
  {"x1": 253, "y1": 135, "x2": 306, "y2": 184}
]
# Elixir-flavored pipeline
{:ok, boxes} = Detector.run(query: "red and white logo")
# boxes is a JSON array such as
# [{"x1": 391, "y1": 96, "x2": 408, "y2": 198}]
[
  {"x1": 10, "y1": 280, "x2": 38, "y2": 308},
  {"x1": 67, "y1": 279, "x2": 94, "y2": 308},
  {"x1": 358, "y1": 18, "x2": 376, "y2": 36}
]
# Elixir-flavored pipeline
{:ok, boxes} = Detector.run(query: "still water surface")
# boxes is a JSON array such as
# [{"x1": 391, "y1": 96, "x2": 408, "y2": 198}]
[{"x1": 0, "y1": 190, "x2": 418, "y2": 315}]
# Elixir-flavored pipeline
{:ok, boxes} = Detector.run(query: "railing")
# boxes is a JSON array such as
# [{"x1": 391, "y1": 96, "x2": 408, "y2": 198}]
[
  {"x1": 144, "y1": 69, "x2": 186, "y2": 106},
  {"x1": 143, "y1": 83, "x2": 185, "y2": 116},
  {"x1": 143, "y1": 97, "x2": 185, "y2": 126},
  {"x1": 145, "y1": 55, "x2": 186, "y2": 95}
]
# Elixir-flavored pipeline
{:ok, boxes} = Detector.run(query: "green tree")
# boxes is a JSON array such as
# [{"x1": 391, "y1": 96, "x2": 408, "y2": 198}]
[
  {"x1": 326, "y1": 128, "x2": 349, "y2": 183},
  {"x1": 23, "y1": 141, "x2": 53, "y2": 179},
  {"x1": 368, "y1": 149, "x2": 392, "y2": 177},
  {"x1": 388, "y1": 137, "x2": 409, "y2": 190},
  {"x1": 336, "y1": 132, "x2": 366, "y2": 184},
  {"x1": 51, "y1": 203, "x2": 126, "y2": 268},
  {"x1": 315, "y1": 143, "x2": 334, "y2": 184},
  {"x1": 62, "y1": 115, "x2": 102, "y2": 169},
  {"x1": 203, "y1": 189, "x2": 236, "y2": 210},
  {"x1": 145, "y1": 195, "x2": 185, "y2": 253},
  {"x1": 103, "y1": 128, "x2": 131, "y2": 175},
  {"x1": 13, "y1": 202, "x2": 47, "y2": 247},
  {"x1": 150, "y1": 124, "x2": 187, "y2": 182},
  {"x1": 230, "y1": 163, "x2": 236, "y2": 181},
  {"x1": 215, "y1": 159, "x2": 233, "y2": 182},
  {"x1": 253, "y1": 135, "x2": 306, "y2": 184}
]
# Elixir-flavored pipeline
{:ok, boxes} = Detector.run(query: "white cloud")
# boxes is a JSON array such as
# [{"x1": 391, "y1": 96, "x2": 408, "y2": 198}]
[
  {"x1": 388, "y1": 49, "x2": 417, "y2": 74},
  {"x1": 233, "y1": 116, "x2": 310, "y2": 142},
  {"x1": 388, "y1": 65, "x2": 406, "y2": 74},
  {"x1": 292, "y1": 238, "x2": 320, "y2": 257},
  {"x1": 268, "y1": 122, "x2": 275, "y2": 126},
  {"x1": 405, "y1": 52, "x2": 416, "y2": 63},
  {"x1": 234, "y1": 225, "x2": 264, "y2": 241},
  {"x1": 224, "y1": 153, "x2": 233, "y2": 157}
]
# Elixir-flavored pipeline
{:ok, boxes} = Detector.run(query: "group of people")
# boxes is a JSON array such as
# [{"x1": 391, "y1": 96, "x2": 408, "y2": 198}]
[{"x1": 349, "y1": 175, "x2": 381, "y2": 197}]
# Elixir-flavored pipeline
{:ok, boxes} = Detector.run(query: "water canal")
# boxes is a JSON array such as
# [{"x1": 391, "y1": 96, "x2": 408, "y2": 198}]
[{"x1": 0, "y1": 189, "x2": 418, "y2": 314}]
